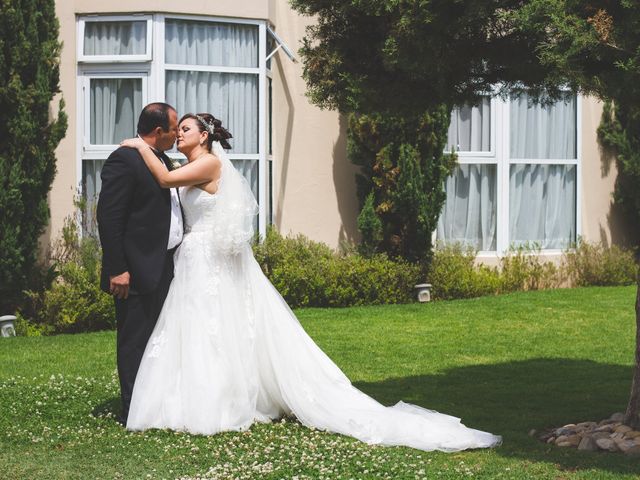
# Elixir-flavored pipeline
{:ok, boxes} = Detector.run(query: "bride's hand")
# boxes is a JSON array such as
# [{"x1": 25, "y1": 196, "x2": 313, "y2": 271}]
[{"x1": 120, "y1": 137, "x2": 149, "y2": 151}]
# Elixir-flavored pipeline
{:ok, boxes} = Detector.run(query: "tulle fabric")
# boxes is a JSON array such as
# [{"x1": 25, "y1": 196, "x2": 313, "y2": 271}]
[{"x1": 126, "y1": 145, "x2": 502, "y2": 452}]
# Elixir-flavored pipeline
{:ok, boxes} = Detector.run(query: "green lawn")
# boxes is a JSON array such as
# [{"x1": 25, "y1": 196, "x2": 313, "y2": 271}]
[{"x1": 1, "y1": 286, "x2": 639, "y2": 479}]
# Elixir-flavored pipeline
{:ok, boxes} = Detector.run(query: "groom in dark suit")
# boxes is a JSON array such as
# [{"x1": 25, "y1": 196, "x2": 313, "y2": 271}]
[{"x1": 97, "y1": 103, "x2": 182, "y2": 424}]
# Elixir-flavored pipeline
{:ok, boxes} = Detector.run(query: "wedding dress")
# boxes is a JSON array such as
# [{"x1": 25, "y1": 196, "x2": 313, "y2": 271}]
[{"x1": 126, "y1": 143, "x2": 502, "y2": 452}]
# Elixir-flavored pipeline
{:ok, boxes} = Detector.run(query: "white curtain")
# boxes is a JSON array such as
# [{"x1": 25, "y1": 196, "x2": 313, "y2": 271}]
[
  {"x1": 509, "y1": 164, "x2": 576, "y2": 249},
  {"x1": 165, "y1": 71, "x2": 258, "y2": 154},
  {"x1": 165, "y1": 20, "x2": 258, "y2": 68},
  {"x1": 84, "y1": 21, "x2": 146, "y2": 56},
  {"x1": 231, "y1": 159, "x2": 258, "y2": 202},
  {"x1": 447, "y1": 98, "x2": 491, "y2": 152},
  {"x1": 90, "y1": 78, "x2": 142, "y2": 145},
  {"x1": 437, "y1": 164, "x2": 497, "y2": 251},
  {"x1": 510, "y1": 94, "x2": 576, "y2": 159},
  {"x1": 82, "y1": 159, "x2": 106, "y2": 236}
]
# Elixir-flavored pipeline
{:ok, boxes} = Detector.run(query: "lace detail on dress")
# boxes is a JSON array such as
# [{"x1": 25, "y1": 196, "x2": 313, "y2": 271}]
[{"x1": 146, "y1": 330, "x2": 167, "y2": 359}]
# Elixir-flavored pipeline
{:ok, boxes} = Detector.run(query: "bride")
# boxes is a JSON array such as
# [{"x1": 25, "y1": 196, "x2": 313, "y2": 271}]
[{"x1": 120, "y1": 113, "x2": 501, "y2": 452}]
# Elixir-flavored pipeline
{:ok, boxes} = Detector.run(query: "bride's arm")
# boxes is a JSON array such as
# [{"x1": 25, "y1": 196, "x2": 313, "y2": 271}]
[{"x1": 121, "y1": 138, "x2": 220, "y2": 188}]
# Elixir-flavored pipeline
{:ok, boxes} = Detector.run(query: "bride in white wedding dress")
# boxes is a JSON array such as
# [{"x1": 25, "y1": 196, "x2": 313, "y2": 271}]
[{"x1": 122, "y1": 113, "x2": 501, "y2": 452}]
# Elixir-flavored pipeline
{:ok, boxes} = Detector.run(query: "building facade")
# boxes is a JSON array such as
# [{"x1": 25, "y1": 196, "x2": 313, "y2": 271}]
[{"x1": 49, "y1": 1, "x2": 623, "y2": 260}]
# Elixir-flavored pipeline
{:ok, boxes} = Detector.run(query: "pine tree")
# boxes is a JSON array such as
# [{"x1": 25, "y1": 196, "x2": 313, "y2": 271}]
[
  {"x1": 0, "y1": 0, "x2": 67, "y2": 313},
  {"x1": 349, "y1": 108, "x2": 453, "y2": 265}
]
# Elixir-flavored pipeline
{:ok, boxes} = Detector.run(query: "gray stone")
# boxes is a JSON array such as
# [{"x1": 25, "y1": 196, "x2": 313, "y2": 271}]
[
  {"x1": 625, "y1": 445, "x2": 640, "y2": 456},
  {"x1": 615, "y1": 439, "x2": 637, "y2": 453},
  {"x1": 610, "y1": 412, "x2": 625, "y2": 423},
  {"x1": 596, "y1": 438, "x2": 619, "y2": 452},
  {"x1": 578, "y1": 436, "x2": 598, "y2": 452},
  {"x1": 555, "y1": 435, "x2": 569, "y2": 445},
  {"x1": 595, "y1": 425, "x2": 614, "y2": 433},
  {"x1": 592, "y1": 431, "x2": 612, "y2": 441}
]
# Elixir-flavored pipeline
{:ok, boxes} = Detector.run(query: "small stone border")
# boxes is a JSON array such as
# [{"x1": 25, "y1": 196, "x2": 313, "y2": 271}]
[{"x1": 537, "y1": 413, "x2": 640, "y2": 455}]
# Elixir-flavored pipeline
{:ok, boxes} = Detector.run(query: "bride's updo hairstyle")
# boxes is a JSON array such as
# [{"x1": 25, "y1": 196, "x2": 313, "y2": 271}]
[{"x1": 179, "y1": 113, "x2": 233, "y2": 151}]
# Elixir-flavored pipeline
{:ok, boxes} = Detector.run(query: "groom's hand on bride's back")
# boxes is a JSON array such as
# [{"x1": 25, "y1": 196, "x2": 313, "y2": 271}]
[{"x1": 110, "y1": 271, "x2": 130, "y2": 299}]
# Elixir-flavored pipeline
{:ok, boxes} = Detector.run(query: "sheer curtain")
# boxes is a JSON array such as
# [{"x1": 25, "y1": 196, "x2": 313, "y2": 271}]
[
  {"x1": 90, "y1": 78, "x2": 142, "y2": 145},
  {"x1": 510, "y1": 94, "x2": 576, "y2": 159},
  {"x1": 165, "y1": 20, "x2": 259, "y2": 194},
  {"x1": 165, "y1": 20, "x2": 257, "y2": 68},
  {"x1": 84, "y1": 21, "x2": 146, "y2": 55},
  {"x1": 447, "y1": 98, "x2": 491, "y2": 152},
  {"x1": 82, "y1": 159, "x2": 106, "y2": 236},
  {"x1": 509, "y1": 165, "x2": 576, "y2": 248},
  {"x1": 437, "y1": 165, "x2": 497, "y2": 251},
  {"x1": 165, "y1": 71, "x2": 258, "y2": 154},
  {"x1": 509, "y1": 94, "x2": 577, "y2": 248}
]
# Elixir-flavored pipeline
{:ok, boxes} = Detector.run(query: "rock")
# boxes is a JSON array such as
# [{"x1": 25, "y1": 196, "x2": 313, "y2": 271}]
[
  {"x1": 615, "y1": 439, "x2": 637, "y2": 453},
  {"x1": 625, "y1": 445, "x2": 640, "y2": 456},
  {"x1": 528, "y1": 429, "x2": 537, "y2": 437},
  {"x1": 592, "y1": 431, "x2": 612, "y2": 440},
  {"x1": 611, "y1": 432, "x2": 625, "y2": 440},
  {"x1": 578, "y1": 436, "x2": 599, "y2": 452},
  {"x1": 596, "y1": 438, "x2": 619, "y2": 452},
  {"x1": 562, "y1": 423, "x2": 577, "y2": 429},
  {"x1": 577, "y1": 421, "x2": 597, "y2": 429},
  {"x1": 624, "y1": 431, "x2": 640, "y2": 439},
  {"x1": 614, "y1": 425, "x2": 633, "y2": 434},
  {"x1": 555, "y1": 435, "x2": 569, "y2": 445},
  {"x1": 555, "y1": 428, "x2": 573, "y2": 436},
  {"x1": 610, "y1": 412, "x2": 625, "y2": 422},
  {"x1": 567, "y1": 434, "x2": 582, "y2": 446},
  {"x1": 546, "y1": 437, "x2": 556, "y2": 444},
  {"x1": 595, "y1": 425, "x2": 614, "y2": 433},
  {"x1": 557, "y1": 441, "x2": 573, "y2": 447}
]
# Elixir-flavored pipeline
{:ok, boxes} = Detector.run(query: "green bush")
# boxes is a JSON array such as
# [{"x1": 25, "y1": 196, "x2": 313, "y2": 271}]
[
  {"x1": 17, "y1": 219, "x2": 114, "y2": 335},
  {"x1": 427, "y1": 244, "x2": 501, "y2": 301},
  {"x1": 499, "y1": 244, "x2": 561, "y2": 293},
  {"x1": 563, "y1": 239, "x2": 637, "y2": 287},
  {"x1": 253, "y1": 228, "x2": 421, "y2": 307}
]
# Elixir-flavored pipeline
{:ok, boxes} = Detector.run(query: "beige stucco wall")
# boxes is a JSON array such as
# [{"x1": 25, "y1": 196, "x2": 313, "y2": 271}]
[
  {"x1": 269, "y1": 3, "x2": 360, "y2": 247},
  {"x1": 49, "y1": 0, "x2": 359, "y2": 250}
]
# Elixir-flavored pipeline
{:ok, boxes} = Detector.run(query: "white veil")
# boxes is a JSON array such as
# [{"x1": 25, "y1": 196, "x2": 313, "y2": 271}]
[{"x1": 208, "y1": 141, "x2": 258, "y2": 254}]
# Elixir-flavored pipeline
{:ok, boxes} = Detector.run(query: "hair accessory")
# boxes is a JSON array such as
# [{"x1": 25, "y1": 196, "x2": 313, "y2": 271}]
[{"x1": 195, "y1": 114, "x2": 215, "y2": 135}]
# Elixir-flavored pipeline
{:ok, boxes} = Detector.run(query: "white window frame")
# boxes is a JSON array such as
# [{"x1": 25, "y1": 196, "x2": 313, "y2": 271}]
[
  {"x1": 440, "y1": 94, "x2": 582, "y2": 256},
  {"x1": 80, "y1": 71, "x2": 149, "y2": 156},
  {"x1": 78, "y1": 14, "x2": 153, "y2": 63},
  {"x1": 76, "y1": 13, "x2": 290, "y2": 237}
]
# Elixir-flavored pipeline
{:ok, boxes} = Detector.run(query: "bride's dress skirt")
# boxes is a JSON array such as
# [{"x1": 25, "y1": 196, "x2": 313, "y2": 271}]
[{"x1": 127, "y1": 233, "x2": 501, "y2": 452}]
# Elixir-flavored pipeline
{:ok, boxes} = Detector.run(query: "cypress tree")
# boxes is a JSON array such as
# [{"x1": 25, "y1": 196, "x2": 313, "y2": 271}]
[{"x1": 0, "y1": 0, "x2": 67, "y2": 313}]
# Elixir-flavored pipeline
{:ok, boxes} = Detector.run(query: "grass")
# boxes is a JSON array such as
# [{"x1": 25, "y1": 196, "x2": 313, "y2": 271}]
[{"x1": 1, "y1": 286, "x2": 639, "y2": 479}]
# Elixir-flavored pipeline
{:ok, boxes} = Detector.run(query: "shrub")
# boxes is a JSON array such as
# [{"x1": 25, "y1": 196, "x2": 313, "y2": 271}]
[
  {"x1": 499, "y1": 244, "x2": 561, "y2": 293},
  {"x1": 17, "y1": 219, "x2": 114, "y2": 335},
  {"x1": 427, "y1": 244, "x2": 501, "y2": 300},
  {"x1": 564, "y1": 239, "x2": 637, "y2": 287},
  {"x1": 253, "y1": 228, "x2": 421, "y2": 307}
]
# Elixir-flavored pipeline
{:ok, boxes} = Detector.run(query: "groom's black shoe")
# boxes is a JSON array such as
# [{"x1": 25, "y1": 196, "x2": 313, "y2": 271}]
[{"x1": 116, "y1": 413, "x2": 127, "y2": 427}]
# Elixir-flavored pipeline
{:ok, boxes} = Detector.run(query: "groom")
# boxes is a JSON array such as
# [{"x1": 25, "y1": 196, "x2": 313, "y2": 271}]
[{"x1": 97, "y1": 102, "x2": 183, "y2": 424}]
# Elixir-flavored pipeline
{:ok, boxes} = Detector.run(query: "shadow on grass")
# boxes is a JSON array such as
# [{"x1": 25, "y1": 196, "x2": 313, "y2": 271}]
[
  {"x1": 91, "y1": 397, "x2": 121, "y2": 421},
  {"x1": 355, "y1": 358, "x2": 639, "y2": 475}
]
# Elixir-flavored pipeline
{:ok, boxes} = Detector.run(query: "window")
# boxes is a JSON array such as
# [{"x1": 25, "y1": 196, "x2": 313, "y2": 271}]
[
  {"x1": 438, "y1": 94, "x2": 579, "y2": 253},
  {"x1": 77, "y1": 14, "x2": 283, "y2": 235}
]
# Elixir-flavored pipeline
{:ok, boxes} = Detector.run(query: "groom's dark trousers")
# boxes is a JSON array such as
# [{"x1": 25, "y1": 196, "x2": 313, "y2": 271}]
[{"x1": 97, "y1": 146, "x2": 176, "y2": 423}]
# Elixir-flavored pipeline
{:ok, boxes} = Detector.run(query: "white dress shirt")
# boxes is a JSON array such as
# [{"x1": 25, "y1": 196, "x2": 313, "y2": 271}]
[{"x1": 167, "y1": 187, "x2": 183, "y2": 250}]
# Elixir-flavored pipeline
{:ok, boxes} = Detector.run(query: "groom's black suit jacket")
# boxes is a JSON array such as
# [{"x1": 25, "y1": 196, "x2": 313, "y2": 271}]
[{"x1": 97, "y1": 146, "x2": 173, "y2": 295}]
